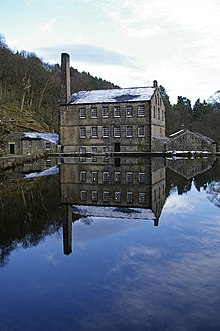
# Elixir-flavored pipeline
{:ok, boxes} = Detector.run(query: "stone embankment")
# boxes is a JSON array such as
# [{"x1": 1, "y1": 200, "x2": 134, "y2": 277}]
[{"x1": 0, "y1": 153, "x2": 46, "y2": 171}]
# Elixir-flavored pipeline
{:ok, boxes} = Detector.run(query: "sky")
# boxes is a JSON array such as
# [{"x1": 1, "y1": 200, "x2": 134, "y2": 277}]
[{"x1": 1, "y1": 0, "x2": 220, "y2": 104}]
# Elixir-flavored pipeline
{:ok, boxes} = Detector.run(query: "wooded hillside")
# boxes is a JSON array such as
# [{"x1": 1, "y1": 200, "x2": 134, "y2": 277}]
[{"x1": 0, "y1": 35, "x2": 118, "y2": 139}]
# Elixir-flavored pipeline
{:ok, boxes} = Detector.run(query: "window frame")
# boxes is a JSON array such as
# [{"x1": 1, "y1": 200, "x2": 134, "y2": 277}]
[
  {"x1": 138, "y1": 126, "x2": 145, "y2": 137},
  {"x1": 102, "y1": 106, "x2": 109, "y2": 118},
  {"x1": 80, "y1": 190, "x2": 87, "y2": 201},
  {"x1": 114, "y1": 126, "x2": 121, "y2": 138},
  {"x1": 91, "y1": 107, "x2": 97, "y2": 118},
  {"x1": 79, "y1": 107, "x2": 86, "y2": 119},
  {"x1": 103, "y1": 126, "x2": 109, "y2": 138},
  {"x1": 126, "y1": 171, "x2": 133, "y2": 183},
  {"x1": 103, "y1": 171, "x2": 110, "y2": 183},
  {"x1": 126, "y1": 125, "x2": 133, "y2": 138},
  {"x1": 138, "y1": 105, "x2": 145, "y2": 117},
  {"x1": 79, "y1": 127, "x2": 86, "y2": 138},
  {"x1": 92, "y1": 171, "x2": 98, "y2": 182},
  {"x1": 138, "y1": 172, "x2": 145, "y2": 183},
  {"x1": 126, "y1": 105, "x2": 133, "y2": 117},
  {"x1": 91, "y1": 126, "x2": 98, "y2": 138},
  {"x1": 114, "y1": 106, "x2": 121, "y2": 118},
  {"x1": 80, "y1": 171, "x2": 87, "y2": 182}
]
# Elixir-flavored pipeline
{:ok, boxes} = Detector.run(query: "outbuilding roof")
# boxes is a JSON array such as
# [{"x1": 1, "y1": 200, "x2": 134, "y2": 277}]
[
  {"x1": 3, "y1": 132, "x2": 59, "y2": 144},
  {"x1": 70, "y1": 86, "x2": 156, "y2": 105},
  {"x1": 169, "y1": 129, "x2": 216, "y2": 144}
]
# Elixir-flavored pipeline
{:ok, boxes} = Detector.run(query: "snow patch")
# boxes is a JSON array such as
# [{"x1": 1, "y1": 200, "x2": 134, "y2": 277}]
[
  {"x1": 71, "y1": 87, "x2": 155, "y2": 104},
  {"x1": 23, "y1": 132, "x2": 59, "y2": 144},
  {"x1": 72, "y1": 205, "x2": 156, "y2": 220},
  {"x1": 24, "y1": 165, "x2": 59, "y2": 178}
]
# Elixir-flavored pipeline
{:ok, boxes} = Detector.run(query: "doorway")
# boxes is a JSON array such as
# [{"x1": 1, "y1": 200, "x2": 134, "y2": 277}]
[
  {"x1": 9, "y1": 143, "x2": 15, "y2": 154},
  {"x1": 114, "y1": 143, "x2": 120, "y2": 152}
]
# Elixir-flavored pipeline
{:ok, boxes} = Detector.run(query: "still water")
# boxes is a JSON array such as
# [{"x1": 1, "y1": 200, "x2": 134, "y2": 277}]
[{"x1": 0, "y1": 157, "x2": 220, "y2": 331}]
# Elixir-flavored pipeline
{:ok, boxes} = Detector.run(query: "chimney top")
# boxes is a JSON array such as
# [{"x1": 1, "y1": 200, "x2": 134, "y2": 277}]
[{"x1": 153, "y1": 80, "x2": 158, "y2": 88}]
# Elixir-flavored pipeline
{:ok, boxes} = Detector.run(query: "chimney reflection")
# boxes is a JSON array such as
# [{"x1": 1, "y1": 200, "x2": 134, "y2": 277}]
[{"x1": 62, "y1": 204, "x2": 73, "y2": 255}]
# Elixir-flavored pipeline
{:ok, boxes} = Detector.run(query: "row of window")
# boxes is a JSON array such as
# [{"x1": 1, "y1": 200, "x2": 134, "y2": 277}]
[
  {"x1": 80, "y1": 190, "x2": 147, "y2": 204},
  {"x1": 80, "y1": 170, "x2": 146, "y2": 184},
  {"x1": 79, "y1": 125, "x2": 145, "y2": 138},
  {"x1": 79, "y1": 105, "x2": 146, "y2": 119}
]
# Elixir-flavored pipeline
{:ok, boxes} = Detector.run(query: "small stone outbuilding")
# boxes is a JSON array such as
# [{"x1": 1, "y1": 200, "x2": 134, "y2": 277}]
[
  {"x1": 166, "y1": 129, "x2": 217, "y2": 154},
  {"x1": 3, "y1": 132, "x2": 59, "y2": 155}
]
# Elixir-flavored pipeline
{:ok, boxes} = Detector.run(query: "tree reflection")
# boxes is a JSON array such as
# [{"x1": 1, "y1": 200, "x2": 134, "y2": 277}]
[{"x1": 0, "y1": 174, "x2": 62, "y2": 267}]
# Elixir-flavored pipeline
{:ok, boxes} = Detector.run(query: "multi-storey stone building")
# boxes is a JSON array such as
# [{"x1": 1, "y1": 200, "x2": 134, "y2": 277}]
[{"x1": 60, "y1": 53, "x2": 166, "y2": 154}]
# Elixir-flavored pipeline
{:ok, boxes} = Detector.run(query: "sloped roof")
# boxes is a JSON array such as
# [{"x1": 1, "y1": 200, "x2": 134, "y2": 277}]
[
  {"x1": 70, "y1": 86, "x2": 156, "y2": 105},
  {"x1": 169, "y1": 129, "x2": 216, "y2": 143},
  {"x1": 4, "y1": 132, "x2": 59, "y2": 144}
]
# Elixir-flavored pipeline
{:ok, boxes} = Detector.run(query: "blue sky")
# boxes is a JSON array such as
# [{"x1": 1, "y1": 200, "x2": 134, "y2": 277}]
[{"x1": 1, "y1": 0, "x2": 220, "y2": 104}]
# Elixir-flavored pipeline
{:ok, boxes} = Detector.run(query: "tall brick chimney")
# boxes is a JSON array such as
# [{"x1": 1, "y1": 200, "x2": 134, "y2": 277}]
[{"x1": 61, "y1": 53, "x2": 71, "y2": 105}]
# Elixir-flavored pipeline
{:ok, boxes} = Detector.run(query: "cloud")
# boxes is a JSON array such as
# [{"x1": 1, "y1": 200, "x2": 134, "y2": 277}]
[
  {"x1": 101, "y1": 0, "x2": 220, "y2": 39},
  {"x1": 37, "y1": 44, "x2": 137, "y2": 68},
  {"x1": 42, "y1": 18, "x2": 57, "y2": 33},
  {"x1": 41, "y1": 252, "x2": 58, "y2": 266}
]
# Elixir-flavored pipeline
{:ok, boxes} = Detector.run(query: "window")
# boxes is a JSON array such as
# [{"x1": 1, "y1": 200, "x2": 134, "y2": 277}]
[
  {"x1": 91, "y1": 147, "x2": 97, "y2": 162},
  {"x1": 92, "y1": 191, "x2": 98, "y2": 202},
  {"x1": 91, "y1": 107, "x2": 97, "y2": 118},
  {"x1": 79, "y1": 107, "x2": 86, "y2": 118},
  {"x1": 92, "y1": 171, "x2": 98, "y2": 182},
  {"x1": 103, "y1": 191, "x2": 110, "y2": 202},
  {"x1": 103, "y1": 126, "x2": 109, "y2": 138},
  {"x1": 138, "y1": 172, "x2": 145, "y2": 183},
  {"x1": 126, "y1": 172, "x2": 133, "y2": 183},
  {"x1": 103, "y1": 146, "x2": 109, "y2": 154},
  {"x1": 138, "y1": 105, "x2": 145, "y2": 117},
  {"x1": 114, "y1": 106, "x2": 120, "y2": 117},
  {"x1": 115, "y1": 192, "x2": 121, "y2": 202},
  {"x1": 114, "y1": 127, "x2": 121, "y2": 138},
  {"x1": 114, "y1": 171, "x2": 121, "y2": 183},
  {"x1": 138, "y1": 126, "x2": 145, "y2": 137},
  {"x1": 139, "y1": 192, "x2": 146, "y2": 204},
  {"x1": 126, "y1": 105, "x2": 133, "y2": 117},
  {"x1": 103, "y1": 171, "x2": 110, "y2": 183},
  {"x1": 91, "y1": 127, "x2": 98, "y2": 138},
  {"x1": 153, "y1": 106, "x2": 156, "y2": 118},
  {"x1": 158, "y1": 108, "x2": 160, "y2": 120},
  {"x1": 80, "y1": 171, "x2": 87, "y2": 182},
  {"x1": 102, "y1": 106, "x2": 109, "y2": 118},
  {"x1": 80, "y1": 127, "x2": 86, "y2": 138},
  {"x1": 126, "y1": 126, "x2": 133, "y2": 138},
  {"x1": 162, "y1": 110, "x2": 164, "y2": 121},
  {"x1": 127, "y1": 192, "x2": 133, "y2": 203},
  {"x1": 80, "y1": 190, "x2": 87, "y2": 201},
  {"x1": 79, "y1": 147, "x2": 86, "y2": 154}
]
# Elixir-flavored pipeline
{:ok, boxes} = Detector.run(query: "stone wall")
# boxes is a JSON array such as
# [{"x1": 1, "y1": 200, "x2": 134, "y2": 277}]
[{"x1": 167, "y1": 131, "x2": 216, "y2": 153}]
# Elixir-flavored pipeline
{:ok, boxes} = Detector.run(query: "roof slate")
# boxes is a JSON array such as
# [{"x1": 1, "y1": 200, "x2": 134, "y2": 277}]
[{"x1": 70, "y1": 87, "x2": 156, "y2": 105}]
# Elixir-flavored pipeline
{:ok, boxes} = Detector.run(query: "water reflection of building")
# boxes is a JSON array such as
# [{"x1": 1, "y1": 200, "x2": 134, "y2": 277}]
[
  {"x1": 166, "y1": 158, "x2": 216, "y2": 179},
  {"x1": 60, "y1": 156, "x2": 167, "y2": 255}
]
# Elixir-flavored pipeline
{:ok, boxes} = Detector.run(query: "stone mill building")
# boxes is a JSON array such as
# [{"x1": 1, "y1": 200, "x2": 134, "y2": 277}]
[{"x1": 60, "y1": 53, "x2": 166, "y2": 154}]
